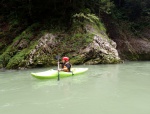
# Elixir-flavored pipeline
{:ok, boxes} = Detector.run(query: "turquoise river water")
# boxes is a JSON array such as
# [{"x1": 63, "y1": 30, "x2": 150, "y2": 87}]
[{"x1": 0, "y1": 62, "x2": 150, "y2": 114}]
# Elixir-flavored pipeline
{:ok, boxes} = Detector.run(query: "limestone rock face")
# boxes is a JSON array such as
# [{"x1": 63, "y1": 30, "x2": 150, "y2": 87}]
[
  {"x1": 27, "y1": 33, "x2": 58, "y2": 66},
  {"x1": 0, "y1": 23, "x2": 121, "y2": 69},
  {"x1": 26, "y1": 30, "x2": 121, "y2": 67},
  {"x1": 116, "y1": 38, "x2": 150, "y2": 60},
  {"x1": 78, "y1": 35, "x2": 121, "y2": 64},
  {"x1": 26, "y1": 24, "x2": 121, "y2": 67}
]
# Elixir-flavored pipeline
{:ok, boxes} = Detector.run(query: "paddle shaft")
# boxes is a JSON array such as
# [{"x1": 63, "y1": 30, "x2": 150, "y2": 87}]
[{"x1": 57, "y1": 60, "x2": 60, "y2": 81}]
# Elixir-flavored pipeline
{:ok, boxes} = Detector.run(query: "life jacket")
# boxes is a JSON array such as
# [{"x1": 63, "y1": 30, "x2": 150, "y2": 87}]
[{"x1": 61, "y1": 62, "x2": 71, "y2": 72}]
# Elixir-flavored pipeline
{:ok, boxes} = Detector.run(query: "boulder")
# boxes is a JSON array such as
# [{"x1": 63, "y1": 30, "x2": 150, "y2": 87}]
[
  {"x1": 27, "y1": 33, "x2": 57, "y2": 66},
  {"x1": 78, "y1": 35, "x2": 121, "y2": 64}
]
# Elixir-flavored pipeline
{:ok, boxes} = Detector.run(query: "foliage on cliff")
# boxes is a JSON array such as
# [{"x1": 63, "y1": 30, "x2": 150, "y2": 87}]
[
  {"x1": 0, "y1": 0, "x2": 150, "y2": 68},
  {"x1": 0, "y1": 11, "x2": 121, "y2": 69}
]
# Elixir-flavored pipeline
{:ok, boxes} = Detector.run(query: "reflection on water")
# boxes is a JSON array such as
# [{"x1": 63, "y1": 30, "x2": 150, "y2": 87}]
[{"x1": 0, "y1": 62, "x2": 150, "y2": 114}]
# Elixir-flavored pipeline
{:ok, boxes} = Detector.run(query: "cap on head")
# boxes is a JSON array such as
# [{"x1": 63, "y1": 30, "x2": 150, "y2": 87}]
[{"x1": 62, "y1": 57, "x2": 69, "y2": 62}]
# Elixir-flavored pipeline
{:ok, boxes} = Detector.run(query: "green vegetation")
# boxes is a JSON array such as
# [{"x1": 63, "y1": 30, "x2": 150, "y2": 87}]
[
  {"x1": 0, "y1": 24, "x2": 40, "y2": 68},
  {"x1": 112, "y1": 0, "x2": 150, "y2": 35},
  {"x1": 0, "y1": 0, "x2": 149, "y2": 68},
  {"x1": 1, "y1": 0, "x2": 149, "y2": 37},
  {"x1": 6, "y1": 49, "x2": 28, "y2": 69}
]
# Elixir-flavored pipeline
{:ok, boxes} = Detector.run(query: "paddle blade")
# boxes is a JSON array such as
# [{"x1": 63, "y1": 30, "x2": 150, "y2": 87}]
[{"x1": 55, "y1": 55, "x2": 61, "y2": 61}]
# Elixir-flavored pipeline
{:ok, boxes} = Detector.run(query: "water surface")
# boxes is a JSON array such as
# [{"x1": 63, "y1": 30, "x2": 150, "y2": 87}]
[{"x1": 0, "y1": 62, "x2": 150, "y2": 114}]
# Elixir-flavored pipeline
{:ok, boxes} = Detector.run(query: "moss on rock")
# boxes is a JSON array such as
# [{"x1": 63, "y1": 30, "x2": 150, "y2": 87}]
[{"x1": 0, "y1": 14, "x2": 122, "y2": 69}]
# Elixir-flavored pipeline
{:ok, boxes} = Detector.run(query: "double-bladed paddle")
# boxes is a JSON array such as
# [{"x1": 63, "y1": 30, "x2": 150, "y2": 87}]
[{"x1": 56, "y1": 55, "x2": 60, "y2": 81}]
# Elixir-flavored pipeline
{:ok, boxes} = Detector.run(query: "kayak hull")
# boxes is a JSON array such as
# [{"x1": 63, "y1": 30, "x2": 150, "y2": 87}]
[{"x1": 31, "y1": 68, "x2": 88, "y2": 79}]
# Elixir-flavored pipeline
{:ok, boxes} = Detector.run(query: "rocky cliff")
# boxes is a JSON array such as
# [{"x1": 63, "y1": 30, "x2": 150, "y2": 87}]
[
  {"x1": 0, "y1": 21, "x2": 121, "y2": 69},
  {"x1": 102, "y1": 14, "x2": 150, "y2": 61}
]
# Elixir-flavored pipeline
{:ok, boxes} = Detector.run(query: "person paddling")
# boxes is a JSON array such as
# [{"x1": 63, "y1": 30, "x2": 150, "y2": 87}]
[{"x1": 59, "y1": 57, "x2": 71, "y2": 72}]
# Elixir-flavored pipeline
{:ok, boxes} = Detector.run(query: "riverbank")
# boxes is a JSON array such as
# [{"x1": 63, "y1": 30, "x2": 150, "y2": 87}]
[
  {"x1": 0, "y1": 13, "x2": 123, "y2": 69},
  {"x1": 1, "y1": 16, "x2": 150, "y2": 69},
  {"x1": 0, "y1": 9, "x2": 149, "y2": 69}
]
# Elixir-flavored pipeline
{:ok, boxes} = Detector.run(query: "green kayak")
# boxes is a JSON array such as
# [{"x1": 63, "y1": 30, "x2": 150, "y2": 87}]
[{"x1": 31, "y1": 68, "x2": 88, "y2": 79}]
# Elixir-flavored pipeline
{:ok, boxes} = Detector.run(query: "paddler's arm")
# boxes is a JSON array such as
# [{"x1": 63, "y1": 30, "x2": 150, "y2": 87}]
[{"x1": 58, "y1": 66, "x2": 69, "y2": 72}]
